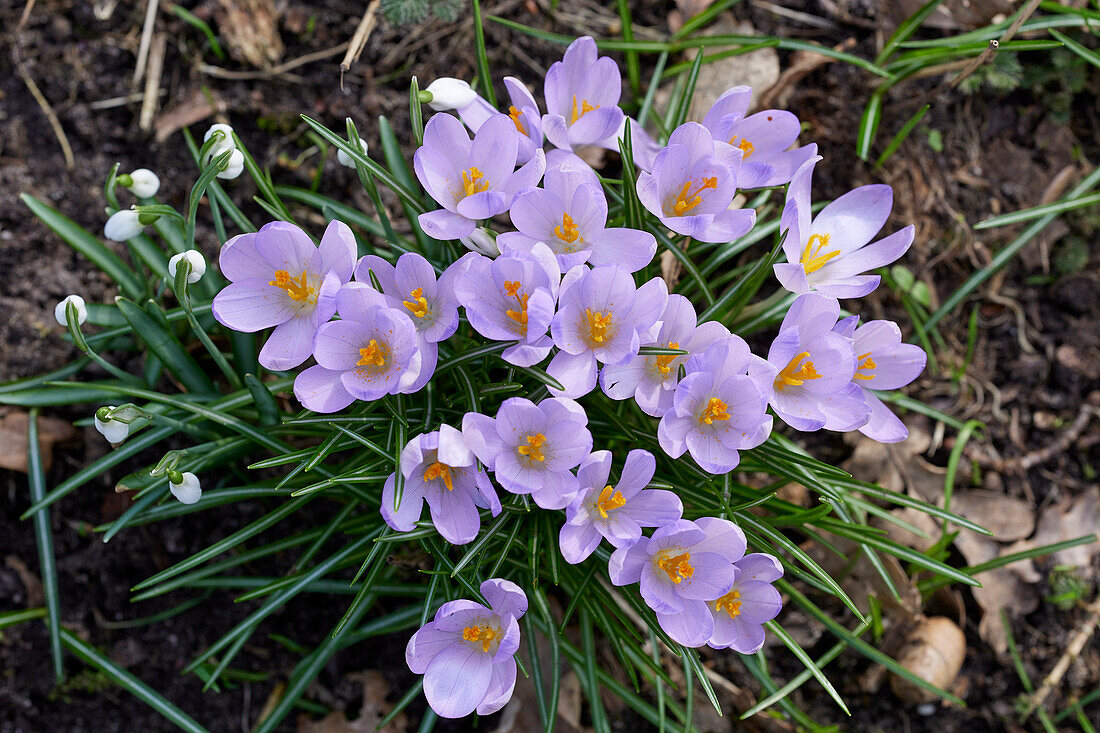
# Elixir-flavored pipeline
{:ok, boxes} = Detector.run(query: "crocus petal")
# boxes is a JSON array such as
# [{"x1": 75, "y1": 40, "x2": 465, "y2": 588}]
[
  {"x1": 456, "y1": 190, "x2": 509, "y2": 221},
  {"x1": 469, "y1": 114, "x2": 520, "y2": 186},
  {"x1": 694, "y1": 516, "x2": 747, "y2": 561},
  {"x1": 559, "y1": 523, "x2": 602, "y2": 564},
  {"x1": 772, "y1": 261, "x2": 812, "y2": 295},
  {"x1": 858, "y1": 390, "x2": 909, "y2": 443},
  {"x1": 477, "y1": 659, "x2": 518, "y2": 716},
  {"x1": 381, "y1": 473, "x2": 425, "y2": 532},
  {"x1": 737, "y1": 581, "x2": 784, "y2": 624},
  {"x1": 219, "y1": 233, "x2": 268, "y2": 281},
  {"x1": 419, "y1": 209, "x2": 475, "y2": 240},
  {"x1": 737, "y1": 554, "x2": 784, "y2": 583},
  {"x1": 429, "y1": 486, "x2": 482, "y2": 545},
  {"x1": 318, "y1": 220, "x2": 356, "y2": 282},
  {"x1": 482, "y1": 578, "x2": 528, "y2": 620},
  {"x1": 423, "y1": 644, "x2": 492, "y2": 719},
  {"x1": 656, "y1": 601, "x2": 714, "y2": 647},
  {"x1": 294, "y1": 365, "x2": 356, "y2": 413},
  {"x1": 811, "y1": 184, "x2": 892, "y2": 254},
  {"x1": 546, "y1": 350, "x2": 598, "y2": 399},
  {"x1": 212, "y1": 280, "x2": 294, "y2": 332},
  {"x1": 608, "y1": 543, "x2": 647, "y2": 586},
  {"x1": 503, "y1": 148, "x2": 547, "y2": 201},
  {"x1": 422, "y1": 112, "x2": 473, "y2": 172},
  {"x1": 254, "y1": 221, "x2": 316, "y2": 274},
  {"x1": 586, "y1": 227, "x2": 658, "y2": 272},
  {"x1": 699, "y1": 207, "x2": 756, "y2": 244},
  {"x1": 406, "y1": 623, "x2": 455, "y2": 674},
  {"x1": 260, "y1": 316, "x2": 319, "y2": 370}
]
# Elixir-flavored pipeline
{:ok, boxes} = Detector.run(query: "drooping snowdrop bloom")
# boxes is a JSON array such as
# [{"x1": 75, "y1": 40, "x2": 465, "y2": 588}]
[
  {"x1": 212, "y1": 220, "x2": 356, "y2": 371},
  {"x1": 423, "y1": 77, "x2": 480, "y2": 111},
  {"x1": 609, "y1": 517, "x2": 746, "y2": 647},
  {"x1": 657, "y1": 336, "x2": 773, "y2": 474},
  {"x1": 413, "y1": 113, "x2": 545, "y2": 240},
  {"x1": 381, "y1": 425, "x2": 501, "y2": 545},
  {"x1": 119, "y1": 168, "x2": 161, "y2": 198},
  {"x1": 831, "y1": 316, "x2": 927, "y2": 442},
  {"x1": 548, "y1": 265, "x2": 667, "y2": 398},
  {"x1": 765, "y1": 293, "x2": 869, "y2": 432},
  {"x1": 462, "y1": 397, "x2": 592, "y2": 510},
  {"x1": 459, "y1": 226, "x2": 499, "y2": 257},
  {"x1": 499, "y1": 160, "x2": 657, "y2": 273},
  {"x1": 54, "y1": 294, "x2": 87, "y2": 327},
  {"x1": 773, "y1": 155, "x2": 915, "y2": 298},
  {"x1": 168, "y1": 250, "x2": 206, "y2": 284},
  {"x1": 94, "y1": 410, "x2": 130, "y2": 445},
  {"x1": 636, "y1": 122, "x2": 756, "y2": 243},
  {"x1": 700, "y1": 86, "x2": 816, "y2": 189},
  {"x1": 559, "y1": 449, "x2": 682, "y2": 564},
  {"x1": 293, "y1": 283, "x2": 423, "y2": 413},
  {"x1": 336, "y1": 137, "x2": 368, "y2": 169},
  {"x1": 600, "y1": 294, "x2": 729, "y2": 417},
  {"x1": 203, "y1": 123, "x2": 245, "y2": 180},
  {"x1": 707, "y1": 553, "x2": 784, "y2": 654},
  {"x1": 542, "y1": 36, "x2": 625, "y2": 152},
  {"x1": 426, "y1": 77, "x2": 545, "y2": 165},
  {"x1": 452, "y1": 243, "x2": 560, "y2": 367},
  {"x1": 168, "y1": 471, "x2": 202, "y2": 505},
  {"x1": 406, "y1": 578, "x2": 527, "y2": 718},
  {"x1": 104, "y1": 210, "x2": 146, "y2": 242}
]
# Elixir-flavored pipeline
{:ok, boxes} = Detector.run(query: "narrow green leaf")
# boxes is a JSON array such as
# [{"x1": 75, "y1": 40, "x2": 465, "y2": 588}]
[
  {"x1": 27, "y1": 409, "x2": 64, "y2": 682},
  {"x1": 114, "y1": 297, "x2": 216, "y2": 395},
  {"x1": 974, "y1": 191, "x2": 1100, "y2": 230},
  {"x1": 875, "y1": 0, "x2": 945, "y2": 64},
  {"x1": 875, "y1": 104, "x2": 930, "y2": 168}
]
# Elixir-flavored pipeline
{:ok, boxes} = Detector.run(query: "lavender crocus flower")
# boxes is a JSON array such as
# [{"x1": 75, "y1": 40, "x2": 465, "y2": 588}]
[
  {"x1": 831, "y1": 316, "x2": 927, "y2": 442},
  {"x1": 462, "y1": 397, "x2": 592, "y2": 510},
  {"x1": 499, "y1": 159, "x2": 657, "y2": 273},
  {"x1": 609, "y1": 517, "x2": 746, "y2": 647},
  {"x1": 559, "y1": 449, "x2": 682, "y2": 564},
  {"x1": 414, "y1": 113, "x2": 545, "y2": 241},
  {"x1": 773, "y1": 155, "x2": 915, "y2": 298},
  {"x1": 381, "y1": 425, "x2": 501, "y2": 545},
  {"x1": 600, "y1": 294, "x2": 729, "y2": 417},
  {"x1": 547, "y1": 265, "x2": 668, "y2": 398},
  {"x1": 452, "y1": 243, "x2": 560, "y2": 367},
  {"x1": 657, "y1": 335, "x2": 773, "y2": 474},
  {"x1": 407, "y1": 578, "x2": 527, "y2": 718},
  {"x1": 293, "y1": 284, "x2": 423, "y2": 413},
  {"x1": 700, "y1": 86, "x2": 817, "y2": 189},
  {"x1": 213, "y1": 220, "x2": 355, "y2": 370},
  {"x1": 354, "y1": 252, "x2": 459, "y2": 344},
  {"x1": 707, "y1": 553, "x2": 784, "y2": 654},
  {"x1": 430, "y1": 77, "x2": 545, "y2": 165},
  {"x1": 636, "y1": 122, "x2": 756, "y2": 243},
  {"x1": 542, "y1": 36, "x2": 625, "y2": 152},
  {"x1": 765, "y1": 293, "x2": 869, "y2": 432}
]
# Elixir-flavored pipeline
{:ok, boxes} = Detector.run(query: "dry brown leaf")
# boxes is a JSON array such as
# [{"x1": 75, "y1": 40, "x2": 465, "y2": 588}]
[
  {"x1": 683, "y1": 18, "x2": 779, "y2": 121},
  {"x1": 667, "y1": 0, "x2": 716, "y2": 35},
  {"x1": 0, "y1": 407, "x2": 76, "y2": 473},
  {"x1": 955, "y1": 531, "x2": 1040, "y2": 654},
  {"x1": 951, "y1": 490, "x2": 1034, "y2": 542},
  {"x1": 296, "y1": 671, "x2": 408, "y2": 733},
  {"x1": 1006, "y1": 487, "x2": 1100, "y2": 581},
  {"x1": 214, "y1": 0, "x2": 284, "y2": 69}
]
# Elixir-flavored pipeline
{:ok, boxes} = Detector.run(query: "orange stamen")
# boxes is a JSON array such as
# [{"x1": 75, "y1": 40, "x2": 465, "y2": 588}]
[
  {"x1": 555, "y1": 212, "x2": 580, "y2": 245},
  {"x1": 774, "y1": 351, "x2": 821, "y2": 391},
  {"x1": 671, "y1": 177, "x2": 718, "y2": 216},
  {"x1": 596, "y1": 485, "x2": 626, "y2": 519},
  {"x1": 570, "y1": 95, "x2": 598, "y2": 125},
  {"x1": 462, "y1": 624, "x2": 498, "y2": 653},
  {"x1": 462, "y1": 167, "x2": 489, "y2": 197},
  {"x1": 800, "y1": 233, "x2": 839, "y2": 274},
  {"x1": 657, "y1": 551, "x2": 694, "y2": 584},
  {"x1": 518, "y1": 433, "x2": 547, "y2": 463},
  {"x1": 356, "y1": 339, "x2": 387, "y2": 369},
  {"x1": 423, "y1": 461, "x2": 454, "y2": 491},
  {"x1": 502, "y1": 280, "x2": 529, "y2": 330},
  {"x1": 653, "y1": 341, "x2": 680, "y2": 376},
  {"x1": 268, "y1": 270, "x2": 314, "y2": 302},
  {"x1": 700, "y1": 397, "x2": 730, "y2": 425},
  {"x1": 585, "y1": 309, "x2": 612, "y2": 344},
  {"x1": 854, "y1": 352, "x2": 877, "y2": 381},
  {"x1": 714, "y1": 589, "x2": 742, "y2": 618},
  {"x1": 508, "y1": 105, "x2": 527, "y2": 135},
  {"x1": 403, "y1": 287, "x2": 429, "y2": 318}
]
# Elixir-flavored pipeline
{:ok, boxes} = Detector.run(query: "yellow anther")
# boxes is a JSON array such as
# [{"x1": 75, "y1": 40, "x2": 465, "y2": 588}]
[
  {"x1": 595, "y1": 485, "x2": 626, "y2": 519},
  {"x1": 854, "y1": 352, "x2": 877, "y2": 381},
  {"x1": 585, "y1": 309, "x2": 612, "y2": 344},
  {"x1": 508, "y1": 105, "x2": 527, "y2": 135},
  {"x1": 570, "y1": 95, "x2": 599, "y2": 125},
  {"x1": 653, "y1": 341, "x2": 680, "y2": 376},
  {"x1": 730, "y1": 136, "x2": 754, "y2": 159},
  {"x1": 462, "y1": 624, "x2": 498, "y2": 653},
  {"x1": 356, "y1": 339, "x2": 387, "y2": 369},
  {"x1": 555, "y1": 212, "x2": 580, "y2": 245},
  {"x1": 700, "y1": 397, "x2": 730, "y2": 425},
  {"x1": 800, "y1": 233, "x2": 840, "y2": 274},
  {"x1": 423, "y1": 461, "x2": 454, "y2": 491},
  {"x1": 403, "y1": 287, "x2": 429, "y2": 318},
  {"x1": 517, "y1": 433, "x2": 547, "y2": 463},
  {"x1": 502, "y1": 280, "x2": 529, "y2": 330},
  {"x1": 462, "y1": 167, "x2": 489, "y2": 197},
  {"x1": 714, "y1": 589, "x2": 742, "y2": 619},
  {"x1": 671, "y1": 177, "x2": 718, "y2": 216},
  {"x1": 657, "y1": 551, "x2": 694, "y2": 584},
  {"x1": 774, "y1": 351, "x2": 822, "y2": 391},
  {"x1": 268, "y1": 270, "x2": 314, "y2": 302}
]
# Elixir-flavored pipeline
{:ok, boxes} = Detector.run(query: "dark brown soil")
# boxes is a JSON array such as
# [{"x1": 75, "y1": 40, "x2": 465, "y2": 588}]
[{"x1": 2, "y1": 1, "x2": 1098, "y2": 732}]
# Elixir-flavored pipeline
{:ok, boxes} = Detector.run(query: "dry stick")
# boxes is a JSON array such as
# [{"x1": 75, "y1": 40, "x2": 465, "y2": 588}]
[
  {"x1": 198, "y1": 42, "x2": 350, "y2": 81},
  {"x1": 1024, "y1": 594, "x2": 1100, "y2": 718},
  {"x1": 16, "y1": 0, "x2": 36, "y2": 33},
  {"x1": 133, "y1": 0, "x2": 160, "y2": 86},
  {"x1": 947, "y1": 0, "x2": 1043, "y2": 90},
  {"x1": 339, "y1": 0, "x2": 381, "y2": 90},
  {"x1": 15, "y1": 61, "x2": 75, "y2": 170},
  {"x1": 967, "y1": 401, "x2": 1098, "y2": 472},
  {"x1": 139, "y1": 32, "x2": 167, "y2": 131}
]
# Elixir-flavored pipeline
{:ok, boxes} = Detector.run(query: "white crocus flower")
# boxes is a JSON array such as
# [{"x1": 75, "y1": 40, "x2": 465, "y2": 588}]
[
  {"x1": 423, "y1": 78, "x2": 478, "y2": 111},
  {"x1": 168, "y1": 250, "x2": 207, "y2": 283},
  {"x1": 104, "y1": 210, "x2": 144, "y2": 241},
  {"x1": 169, "y1": 472, "x2": 203, "y2": 505},
  {"x1": 54, "y1": 294, "x2": 87, "y2": 327},
  {"x1": 125, "y1": 168, "x2": 160, "y2": 197},
  {"x1": 94, "y1": 413, "x2": 130, "y2": 444}
]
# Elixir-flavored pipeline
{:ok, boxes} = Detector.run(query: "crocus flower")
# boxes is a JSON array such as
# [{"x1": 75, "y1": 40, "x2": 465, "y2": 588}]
[
  {"x1": 54, "y1": 294, "x2": 87, "y2": 327},
  {"x1": 700, "y1": 86, "x2": 816, "y2": 189},
  {"x1": 831, "y1": 316, "x2": 927, "y2": 442},
  {"x1": 707, "y1": 553, "x2": 784, "y2": 654},
  {"x1": 600, "y1": 294, "x2": 730, "y2": 417},
  {"x1": 636, "y1": 122, "x2": 756, "y2": 243},
  {"x1": 765, "y1": 293, "x2": 869, "y2": 432},
  {"x1": 773, "y1": 155, "x2": 915, "y2": 298},
  {"x1": 548, "y1": 265, "x2": 668, "y2": 398},
  {"x1": 499, "y1": 159, "x2": 657, "y2": 273},
  {"x1": 657, "y1": 335, "x2": 773, "y2": 474},
  {"x1": 462, "y1": 397, "x2": 592, "y2": 510},
  {"x1": 406, "y1": 578, "x2": 527, "y2": 718},
  {"x1": 168, "y1": 471, "x2": 202, "y2": 505},
  {"x1": 452, "y1": 243, "x2": 560, "y2": 367},
  {"x1": 120, "y1": 168, "x2": 161, "y2": 198},
  {"x1": 381, "y1": 425, "x2": 501, "y2": 545},
  {"x1": 542, "y1": 36, "x2": 625, "y2": 152},
  {"x1": 609, "y1": 517, "x2": 746, "y2": 647},
  {"x1": 414, "y1": 113, "x2": 545, "y2": 240},
  {"x1": 427, "y1": 77, "x2": 545, "y2": 165},
  {"x1": 559, "y1": 449, "x2": 682, "y2": 564},
  {"x1": 293, "y1": 283, "x2": 423, "y2": 413},
  {"x1": 212, "y1": 220, "x2": 356, "y2": 371},
  {"x1": 168, "y1": 250, "x2": 206, "y2": 283}
]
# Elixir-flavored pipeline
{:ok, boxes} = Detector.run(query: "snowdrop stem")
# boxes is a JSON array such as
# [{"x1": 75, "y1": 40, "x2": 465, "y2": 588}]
[
  {"x1": 63, "y1": 306, "x2": 143, "y2": 385},
  {"x1": 173, "y1": 261, "x2": 243, "y2": 391}
]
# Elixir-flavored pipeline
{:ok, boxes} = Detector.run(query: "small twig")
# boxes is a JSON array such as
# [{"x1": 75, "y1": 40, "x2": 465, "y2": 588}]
[
  {"x1": 967, "y1": 399, "x2": 1099, "y2": 472},
  {"x1": 139, "y1": 32, "x2": 167, "y2": 131},
  {"x1": 949, "y1": 0, "x2": 1042, "y2": 90},
  {"x1": 89, "y1": 90, "x2": 164, "y2": 110},
  {"x1": 1024, "y1": 594, "x2": 1100, "y2": 717},
  {"x1": 15, "y1": 61, "x2": 75, "y2": 170},
  {"x1": 16, "y1": 0, "x2": 37, "y2": 33},
  {"x1": 339, "y1": 0, "x2": 381, "y2": 88},
  {"x1": 198, "y1": 41, "x2": 349, "y2": 81},
  {"x1": 133, "y1": 0, "x2": 160, "y2": 85}
]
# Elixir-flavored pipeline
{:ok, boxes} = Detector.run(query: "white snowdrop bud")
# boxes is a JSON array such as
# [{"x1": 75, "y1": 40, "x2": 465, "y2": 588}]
[
  {"x1": 104, "y1": 209, "x2": 145, "y2": 241},
  {"x1": 54, "y1": 295, "x2": 87, "y2": 327},
  {"x1": 169, "y1": 471, "x2": 203, "y2": 505},
  {"x1": 94, "y1": 413, "x2": 130, "y2": 445},
  {"x1": 126, "y1": 168, "x2": 161, "y2": 198},
  {"x1": 203, "y1": 123, "x2": 237, "y2": 157},
  {"x1": 337, "y1": 138, "x2": 368, "y2": 169},
  {"x1": 217, "y1": 149, "x2": 245, "y2": 180},
  {"x1": 423, "y1": 78, "x2": 477, "y2": 111},
  {"x1": 460, "y1": 227, "x2": 499, "y2": 257},
  {"x1": 168, "y1": 250, "x2": 207, "y2": 283}
]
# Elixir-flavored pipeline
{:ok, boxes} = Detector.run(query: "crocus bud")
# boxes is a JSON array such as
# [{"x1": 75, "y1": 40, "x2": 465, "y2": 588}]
[
  {"x1": 168, "y1": 250, "x2": 207, "y2": 283},
  {"x1": 54, "y1": 295, "x2": 87, "y2": 327},
  {"x1": 94, "y1": 410, "x2": 130, "y2": 445},
  {"x1": 105, "y1": 210, "x2": 145, "y2": 241},
  {"x1": 169, "y1": 471, "x2": 202, "y2": 505},
  {"x1": 217, "y1": 148, "x2": 245, "y2": 180},
  {"x1": 423, "y1": 78, "x2": 477, "y2": 111},
  {"x1": 203, "y1": 123, "x2": 237, "y2": 157},
  {"x1": 125, "y1": 168, "x2": 161, "y2": 198},
  {"x1": 460, "y1": 227, "x2": 499, "y2": 257}
]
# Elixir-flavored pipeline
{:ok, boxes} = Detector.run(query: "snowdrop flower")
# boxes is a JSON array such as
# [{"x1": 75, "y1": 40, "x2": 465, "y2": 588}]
[
  {"x1": 104, "y1": 210, "x2": 146, "y2": 242},
  {"x1": 460, "y1": 227, "x2": 499, "y2": 257},
  {"x1": 773, "y1": 155, "x2": 915, "y2": 298},
  {"x1": 406, "y1": 578, "x2": 527, "y2": 718},
  {"x1": 168, "y1": 471, "x2": 202, "y2": 505},
  {"x1": 218, "y1": 149, "x2": 245, "y2": 180},
  {"x1": 427, "y1": 77, "x2": 545, "y2": 165},
  {"x1": 119, "y1": 168, "x2": 161, "y2": 198},
  {"x1": 168, "y1": 250, "x2": 206, "y2": 284},
  {"x1": 93, "y1": 409, "x2": 130, "y2": 445},
  {"x1": 336, "y1": 138, "x2": 368, "y2": 169},
  {"x1": 212, "y1": 220, "x2": 356, "y2": 371},
  {"x1": 559, "y1": 449, "x2": 681, "y2": 564},
  {"x1": 542, "y1": 37, "x2": 625, "y2": 151},
  {"x1": 422, "y1": 77, "x2": 480, "y2": 111},
  {"x1": 54, "y1": 294, "x2": 87, "y2": 327},
  {"x1": 203, "y1": 123, "x2": 236, "y2": 156},
  {"x1": 707, "y1": 553, "x2": 784, "y2": 654}
]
